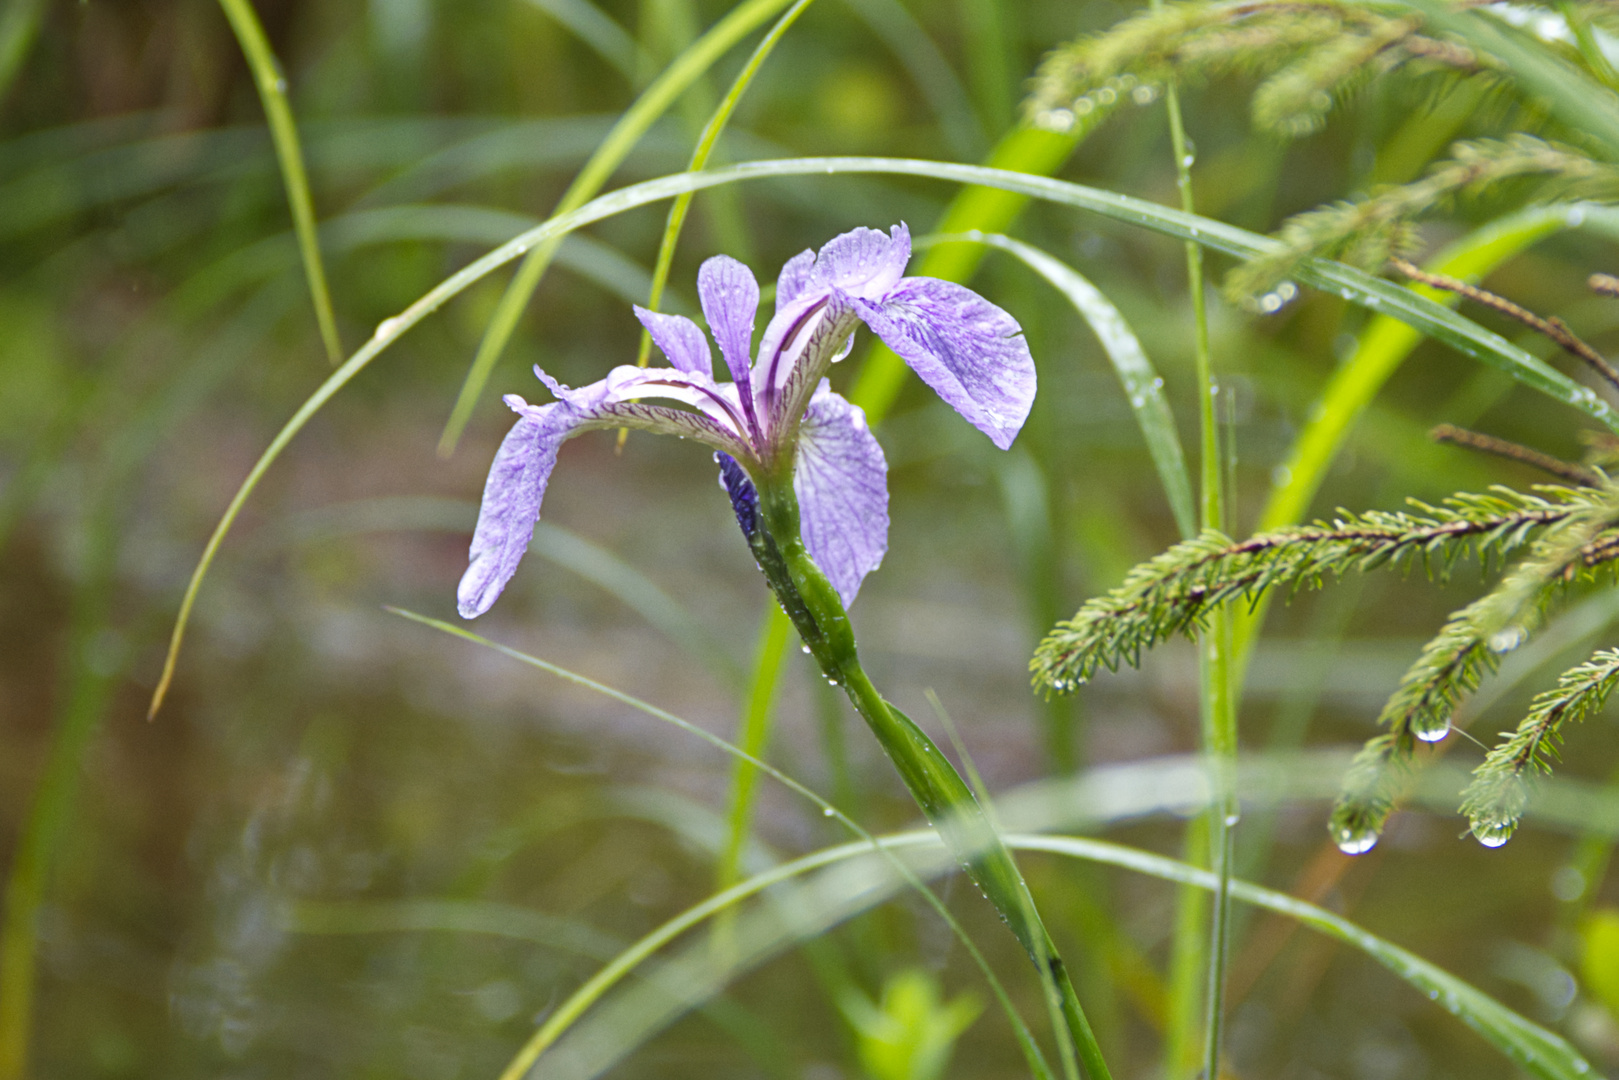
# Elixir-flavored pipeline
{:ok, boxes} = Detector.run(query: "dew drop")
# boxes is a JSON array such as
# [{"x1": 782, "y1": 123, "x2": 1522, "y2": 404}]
[
  {"x1": 823, "y1": 806, "x2": 835, "y2": 817},
  {"x1": 1152, "y1": 377, "x2": 1165, "y2": 389},
  {"x1": 1074, "y1": 96, "x2": 1095, "y2": 116},
  {"x1": 1567, "y1": 206, "x2": 1587, "y2": 227},
  {"x1": 1411, "y1": 713, "x2": 1451, "y2": 743},
  {"x1": 1333, "y1": 823, "x2": 1379, "y2": 855},
  {"x1": 1276, "y1": 281, "x2": 1298, "y2": 301},
  {"x1": 1472, "y1": 819, "x2": 1514, "y2": 848},
  {"x1": 373, "y1": 315, "x2": 403, "y2": 340},
  {"x1": 826, "y1": 678, "x2": 838, "y2": 686},
  {"x1": 1488, "y1": 626, "x2": 1526, "y2": 654},
  {"x1": 1131, "y1": 84, "x2": 1158, "y2": 105},
  {"x1": 1038, "y1": 108, "x2": 1075, "y2": 133},
  {"x1": 1096, "y1": 86, "x2": 1117, "y2": 105},
  {"x1": 1258, "y1": 292, "x2": 1284, "y2": 314},
  {"x1": 800, "y1": 645, "x2": 811, "y2": 654}
]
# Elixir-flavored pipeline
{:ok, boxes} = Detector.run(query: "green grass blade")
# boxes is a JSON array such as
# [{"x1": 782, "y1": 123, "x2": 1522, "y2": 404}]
[
  {"x1": 216, "y1": 0, "x2": 344, "y2": 366},
  {"x1": 1013, "y1": 835, "x2": 1594, "y2": 1080},
  {"x1": 387, "y1": 608, "x2": 1056, "y2": 1080},
  {"x1": 523, "y1": 0, "x2": 645, "y2": 81},
  {"x1": 287, "y1": 898, "x2": 624, "y2": 959},
  {"x1": 939, "y1": 230, "x2": 1195, "y2": 540},
  {"x1": 438, "y1": 0, "x2": 796, "y2": 457},
  {"x1": 0, "y1": 0, "x2": 45, "y2": 105},
  {"x1": 638, "y1": 0, "x2": 816, "y2": 365},
  {"x1": 150, "y1": 158, "x2": 1619, "y2": 716}
]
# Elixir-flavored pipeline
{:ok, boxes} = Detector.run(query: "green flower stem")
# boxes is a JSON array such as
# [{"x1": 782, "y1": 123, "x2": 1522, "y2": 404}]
[{"x1": 749, "y1": 477, "x2": 1111, "y2": 1080}]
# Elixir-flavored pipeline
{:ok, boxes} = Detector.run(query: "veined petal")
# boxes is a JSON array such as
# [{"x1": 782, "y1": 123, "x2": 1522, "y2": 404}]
[
  {"x1": 755, "y1": 225, "x2": 912, "y2": 401},
  {"x1": 806, "y1": 224, "x2": 910, "y2": 301},
  {"x1": 793, "y1": 385, "x2": 888, "y2": 606},
  {"x1": 601, "y1": 365, "x2": 748, "y2": 438},
  {"x1": 458, "y1": 399, "x2": 578, "y2": 618},
  {"x1": 852, "y1": 278, "x2": 1035, "y2": 451},
  {"x1": 633, "y1": 307, "x2": 712, "y2": 376},
  {"x1": 698, "y1": 255, "x2": 759, "y2": 388},
  {"x1": 776, "y1": 249, "x2": 814, "y2": 312}
]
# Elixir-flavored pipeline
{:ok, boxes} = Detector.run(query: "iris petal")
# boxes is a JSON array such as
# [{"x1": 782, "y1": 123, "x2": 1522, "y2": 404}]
[
  {"x1": 698, "y1": 255, "x2": 760, "y2": 388},
  {"x1": 633, "y1": 307, "x2": 712, "y2": 376},
  {"x1": 793, "y1": 385, "x2": 888, "y2": 605},
  {"x1": 852, "y1": 277, "x2": 1035, "y2": 451}
]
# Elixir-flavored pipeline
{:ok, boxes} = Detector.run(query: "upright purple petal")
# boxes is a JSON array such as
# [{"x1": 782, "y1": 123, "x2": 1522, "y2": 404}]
[
  {"x1": 458, "y1": 398, "x2": 580, "y2": 618},
  {"x1": 698, "y1": 255, "x2": 760, "y2": 387},
  {"x1": 633, "y1": 307, "x2": 712, "y2": 376},
  {"x1": 776, "y1": 249, "x2": 814, "y2": 312},
  {"x1": 806, "y1": 224, "x2": 910, "y2": 301},
  {"x1": 851, "y1": 278, "x2": 1035, "y2": 450},
  {"x1": 793, "y1": 385, "x2": 888, "y2": 606}
]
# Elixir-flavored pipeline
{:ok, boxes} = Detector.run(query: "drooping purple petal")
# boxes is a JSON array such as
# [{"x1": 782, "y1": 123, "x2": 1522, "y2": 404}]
[
  {"x1": 851, "y1": 277, "x2": 1036, "y2": 451},
  {"x1": 633, "y1": 307, "x2": 712, "y2": 376},
  {"x1": 793, "y1": 385, "x2": 888, "y2": 606},
  {"x1": 698, "y1": 255, "x2": 759, "y2": 388},
  {"x1": 776, "y1": 249, "x2": 814, "y2": 312},
  {"x1": 458, "y1": 398, "x2": 580, "y2": 618}
]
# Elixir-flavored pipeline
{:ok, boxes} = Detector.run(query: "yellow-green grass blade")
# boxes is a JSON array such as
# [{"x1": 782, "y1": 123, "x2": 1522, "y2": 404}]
[
  {"x1": 438, "y1": 0, "x2": 797, "y2": 457},
  {"x1": 216, "y1": 0, "x2": 344, "y2": 366},
  {"x1": 523, "y1": 0, "x2": 645, "y2": 82},
  {"x1": 0, "y1": 0, "x2": 45, "y2": 105},
  {"x1": 149, "y1": 158, "x2": 1619, "y2": 717}
]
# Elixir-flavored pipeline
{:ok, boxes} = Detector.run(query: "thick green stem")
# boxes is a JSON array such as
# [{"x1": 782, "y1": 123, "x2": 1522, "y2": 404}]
[{"x1": 748, "y1": 479, "x2": 1111, "y2": 1080}]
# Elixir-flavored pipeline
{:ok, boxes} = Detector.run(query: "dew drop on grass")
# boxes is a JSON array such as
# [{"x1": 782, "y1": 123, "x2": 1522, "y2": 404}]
[
  {"x1": 1412, "y1": 713, "x2": 1451, "y2": 743},
  {"x1": 823, "y1": 807, "x2": 835, "y2": 817},
  {"x1": 801, "y1": 645, "x2": 811, "y2": 654},
  {"x1": 373, "y1": 315, "x2": 403, "y2": 340},
  {"x1": 1472, "y1": 819, "x2": 1514, "y2": 848},
  {"x1": 1334, "y1": 823, "x2": 1380, "y2": 855},
  {"x1": 1489, "y1": 626, "x2": 1526, "y2": 653}
]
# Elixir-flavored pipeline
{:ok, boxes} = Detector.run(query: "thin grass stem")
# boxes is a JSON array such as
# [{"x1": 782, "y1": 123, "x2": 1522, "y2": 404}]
[{"x1": 215, "y1": 0, "x2": 344, "y2": 367}]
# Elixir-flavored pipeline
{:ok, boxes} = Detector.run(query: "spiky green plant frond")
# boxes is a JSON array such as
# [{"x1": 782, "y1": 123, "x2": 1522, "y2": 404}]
[
  {"x1": 1227, "y1": 135, "x2": 1619, "y2": 298},
  {"x1": 1330, "y1": 486, "x2": 1619, "y2": 846},
  {"x1": 1031, "y1": 485, "x2": 1604, "y2": 692},
  {"x1": 1459, "y1": 647, "x2": 1619, "y2": 846},
  {"x1": 1025, "y1": 0, "x2": 1480, "y2": 138}
]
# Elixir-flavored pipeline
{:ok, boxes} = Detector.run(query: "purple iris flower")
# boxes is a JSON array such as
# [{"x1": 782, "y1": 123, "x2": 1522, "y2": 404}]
[{"x1": 457, "y1": 224, "x2": 1036, "y2": 619}]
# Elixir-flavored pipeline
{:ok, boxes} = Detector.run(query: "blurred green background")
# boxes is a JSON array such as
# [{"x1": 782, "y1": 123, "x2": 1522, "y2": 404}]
[{"x1": 3, "y1": 1, "x2": 1619, "y2": 1078}]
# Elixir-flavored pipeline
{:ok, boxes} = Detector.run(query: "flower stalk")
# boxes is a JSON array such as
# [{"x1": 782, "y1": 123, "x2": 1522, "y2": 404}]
[{"x1": 750, "y1": 477, "x2": 1112, "y2": 1080}]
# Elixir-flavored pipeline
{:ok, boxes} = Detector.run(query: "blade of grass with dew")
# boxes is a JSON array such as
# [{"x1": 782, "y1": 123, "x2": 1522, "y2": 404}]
[
  {"x1": 149, "y1": 156, "x2": 1619, "y2": 717},
  {"x1": 1011, "y1": 835, "x2": 1594, "y2": 1080},
  {"x1": 523, "y1": 0, "x2": 646, "y2": 82},
  {"x1": 386, "y1": 608, "x2": 1057, "y2": 1080},
  {"x1": 438, "y1": 0, "x2": 797, "y2": 456},
  {"x1": 215, "y1": 0, "x2": 344, "y2": 366},
  {"x1": 635, "y1": 0, "x2": 815, "y2": 370},
  {"x1": 937, "y1": 230, "x2": 1195, "y2": 539},
  {"x1": 1232, "y1": 203, "x2": 1599, "y2": 681},
  {"x1": 446, "y1": 805, "x2": 1596, "y2": 1080},
  {"x1": 0, "y1": 0, "x2": 45, "y2": 105}
]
